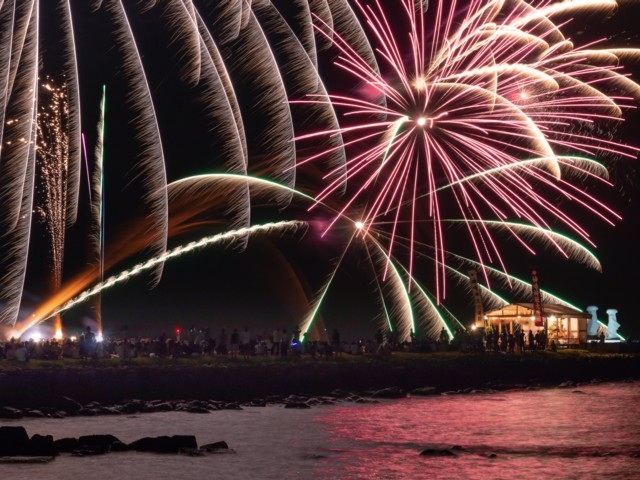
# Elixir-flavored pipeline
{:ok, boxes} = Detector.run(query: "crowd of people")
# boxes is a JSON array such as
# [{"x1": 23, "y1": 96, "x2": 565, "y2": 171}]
[
  {"x1": 448, "y1": 326, "x2": 554, "y2": 353},
  {"x1": 0, "y1": 325, "x2": 394, "y2": 362},
  {"x1": 0, "y1": 323, "x2": 580, "y2": 362}
]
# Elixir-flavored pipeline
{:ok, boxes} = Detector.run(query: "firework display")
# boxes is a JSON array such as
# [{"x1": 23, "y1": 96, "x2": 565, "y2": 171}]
[{"x1": 0, "y1": 1, "x2": 637, "y2": 341}]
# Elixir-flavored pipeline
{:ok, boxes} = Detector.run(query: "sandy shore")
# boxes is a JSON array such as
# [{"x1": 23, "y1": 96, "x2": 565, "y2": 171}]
[{"x1": 0, "y1": 351, "x2": 638, "y2": 409}]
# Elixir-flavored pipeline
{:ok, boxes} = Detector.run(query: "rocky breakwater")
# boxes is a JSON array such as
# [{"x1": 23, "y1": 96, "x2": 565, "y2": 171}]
[
  {"x1": 1, "y1": 353, "x2": 638, "y2": 409},
  {"x1": 0, "y1": 425, "x2": 233, "y2": 463}
]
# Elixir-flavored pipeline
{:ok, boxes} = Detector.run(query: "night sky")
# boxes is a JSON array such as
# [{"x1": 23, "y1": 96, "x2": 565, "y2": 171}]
[{"x1": 17, "y1": 1, "x2": 640, "y2": 341}]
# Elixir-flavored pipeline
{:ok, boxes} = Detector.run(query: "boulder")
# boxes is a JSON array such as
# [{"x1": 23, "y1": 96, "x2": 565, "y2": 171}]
[
  {"x1": 28, "y1": 434, "x2": 57, "y2": 457},
  {"x1": 369, "y1": 387, "x2": 407, "y2": 399},
  {"x1": 0, "y1": 406, "x2": 24, "y2": 419},
  {"x1": 147, "y1": 402, "x2": 173, "y2": 412},
  {"x1": 129, "y1": 435, "x2": 198, "y2": 453},
  {"x1": 53, "y1": 437, "x2": 79, "y2": 453},
  {"x1": 77, "y1": 407, "x2": 99, "y2": 416},
  {"x1": 72, "y1": 444, "x2": 110, "y2": 456},
  {"x1": 284, "y1": 401, "x2": 311, "y2": 409},
  {"x1": 77, "y1": 434, "x2": 125, "y2": 453},
  {"x1": 55, "y1": 396, "x2": 83, "y2": 415},
  {"x1": 110, "y1": 441, "x2": 129, "y2": 452},
  {"x1": 0, "y1": 426, "x2": 30, "y2": 456},
  {"x1": 420, "y1": 448, "x2": 456, "y2": 456},
  {"x1": 200, "y1": 441, "x2": 234, "y2": 454},
  {"x1": 120, "y1": 400, "x2": 145, "y2": 414},
  {"x1": 24, "y1": 409, "x2": 47, "y2": 418},
  {"x1": 411, "y1": 386, "x2": 438, "y2": 396},
  {"x1": 186, "y1": 405, "x2": 210, "y2": 413}
]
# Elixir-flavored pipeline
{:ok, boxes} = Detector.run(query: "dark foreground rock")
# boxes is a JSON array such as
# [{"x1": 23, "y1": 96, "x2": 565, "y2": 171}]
[{"x1": 1, "y1": 427, "x2": 230, "y2": 459}]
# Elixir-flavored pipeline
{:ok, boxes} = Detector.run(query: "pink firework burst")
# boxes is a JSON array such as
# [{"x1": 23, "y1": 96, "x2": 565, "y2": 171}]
[{"x1": 294, "y1": 0, "x2": 640, "y2": 302}]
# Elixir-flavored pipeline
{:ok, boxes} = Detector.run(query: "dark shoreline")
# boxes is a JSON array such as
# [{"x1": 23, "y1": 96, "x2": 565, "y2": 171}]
[{"x1": 1, "y1": 351, "x2": 638, "y2": 411}]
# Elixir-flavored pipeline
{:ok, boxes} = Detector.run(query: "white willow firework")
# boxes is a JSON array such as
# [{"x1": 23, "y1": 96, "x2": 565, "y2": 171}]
[{"x1": 0, "y1": 1, "x2": 637, "y2": 343}]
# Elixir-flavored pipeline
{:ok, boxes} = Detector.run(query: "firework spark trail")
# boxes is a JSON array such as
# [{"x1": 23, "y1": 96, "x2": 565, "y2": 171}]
[
  {"x1": 59, "y1": 0, "x2": 82, "y2": 227},
  {"x1": 37, "y1": 220, "x2": 306, "y2": 325},
  {"x1": 105, "y1": 0, "x2": 168, "y2": 287},
  {"x1": 0, "y1": 1, "x2": 638, "y2": 343},
  {"x1": 12, "y1": 173, "x2": 305, "y2": 336},
  {"x1": 0, "y1": 1, "x2": 380, "y2": 327},
  {"x1": 168, "y1": 174, "x2": 422, "y2": 339},
  {"x1": 369, "y1": 218, "x2": 597, "y2": 337},
  {"x1": 0, "y1": 0, "x2": 38, "y2": 326},
  {"x1": 35, "y1": 76, "x2": 69, "y2": 303},
  {"x1": 295, "y1": 0, "x2": 640, "y2": 306},
  {"x1": 0, "y1": 0, "x2": 39, "y2": 227},
  {"x1": 90, "y1": 84, "x2": 107, "y2": 333}
]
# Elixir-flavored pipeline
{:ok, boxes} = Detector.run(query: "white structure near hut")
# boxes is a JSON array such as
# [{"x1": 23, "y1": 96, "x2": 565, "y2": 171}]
[
  {"x1": 480, "y1": 303, "x2": 590, "y2": 346},
  {"x1": 586, "y1": 306, "x2": 623, "y2": 341},
  {"x1": 587, "y1": 306, "x2": 600, "y2": 336}
]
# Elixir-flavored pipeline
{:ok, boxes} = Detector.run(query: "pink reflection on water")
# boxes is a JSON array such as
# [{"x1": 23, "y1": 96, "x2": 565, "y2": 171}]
[{"x1": 310, "y1": 382, "x2": 640, "y2": 480}]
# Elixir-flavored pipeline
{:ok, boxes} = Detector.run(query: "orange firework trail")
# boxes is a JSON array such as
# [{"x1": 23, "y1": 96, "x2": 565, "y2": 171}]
[{"x1": 12, "y1": 220, "x2": 304, "y2": 338}]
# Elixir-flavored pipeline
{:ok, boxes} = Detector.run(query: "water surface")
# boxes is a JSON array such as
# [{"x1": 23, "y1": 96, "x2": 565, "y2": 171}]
[{"x1": 2, "y1": 381, "x2": 638, "y2": 479}]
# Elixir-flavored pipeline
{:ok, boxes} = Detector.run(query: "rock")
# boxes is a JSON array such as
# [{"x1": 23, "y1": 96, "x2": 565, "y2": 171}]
[
  {"x1": 129, "y1": 435, "x2": 198, "y2": 454},
  {"x1": 187, "y1": 400, "x2": 210, "y2": 410},
  {"x1": 329, "y1": 389, "x2": 352, "y2": 398},
  {"x1": 265, "y1": 395, "x2": 285, "y2": 403},
  {"x1": 285, "y1": 394, "x2": 309, "y2": 402},
  {"x1": 212, "y1": 400, "x2": 228, "y2": 409},
  {"x1": 200, "y1": 441, "x2": 235, "y2": 454},
  {"x1": 77, "y1": 407, "x2": 99, "y2": 416},
  {"x1": 411, "y1": 386, "x2": 438, "y2": 396},
  {"x1": 0, "y1": 426, "x2": 30, "y2": 456},
  {"x1": 369, "y1": 387, "x2": 407, "y2": 399},
  {"x1": 200, "y1": 441, "x2": 228, "y2": 451},
  {"x1": 110, "y1": 441, "x2": 129, "y2": 452},
  {"x1": 0, "y1": 406, "x2": 24, "y2": 419},
  {"x1": 28, "y1": 434, "x2": 57, "y2": 457},
  {"x1": 78, "y1": 434, "x2": 125, "y2": 453},
  {"x1": 100, "y1": 406, "x2": 122, "y2": 415},
  {"x1": 353, "y1": 397, "x2": 378, "y2": 404},
  {"x1": 54, "y1": 437, "x2": 79, "y2": 453},
  {"x1": 284, "y1": 401, "x2": 311, "y2": 409},
  {"x1": 302, "y1": 453, "x2": 328, "y2": 460},
  {"x1": 55, "y1": 396, "x2": 83, "y2": 415},
  {"x1": 24, "y1": 409, "x2": 47, "y2": 418},
  {"x1": 420, "y1": 448, "x2": 456, "y2": 456},
  {"x1": 185, "y1": 405, "x2": 210, "y2": 413},
  {"x1": 0, "y1": 456, "x2": 55, "y2": 463},
  {"x1": 179, "y1": 448, "x2": 204, "y2": 456},
  {"x1": 147, "y1": 402, "x2": 173, "y2": 412},
  {"x1": 72, "y1": 445, "x2": 109, "y2": 456},
  {"x1": 120, "y1": 400, "x2": 145, "y2": 414}
]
